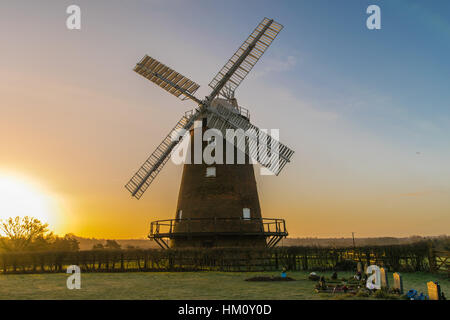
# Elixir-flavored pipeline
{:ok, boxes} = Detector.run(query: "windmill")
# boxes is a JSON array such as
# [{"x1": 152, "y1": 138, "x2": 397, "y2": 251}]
[{"x1": 125, "y1": 18, "x2": 294, "y2": 248}]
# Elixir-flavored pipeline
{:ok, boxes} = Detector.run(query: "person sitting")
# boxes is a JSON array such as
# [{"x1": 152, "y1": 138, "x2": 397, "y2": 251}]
[
  {"x1": 318, "y1": 276, "x2": 327, "y2": 290},
  {"x1": 308, "y1": 272, "x2": 320, "y2": 281}
]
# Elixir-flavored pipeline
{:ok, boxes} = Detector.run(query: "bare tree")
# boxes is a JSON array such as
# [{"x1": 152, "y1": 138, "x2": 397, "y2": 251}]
[{"x1": 0, "y1": 216, "x2": 49, "y2": 251}]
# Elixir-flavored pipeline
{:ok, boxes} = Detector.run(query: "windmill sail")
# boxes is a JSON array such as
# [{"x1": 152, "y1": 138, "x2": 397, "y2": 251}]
[
  {"x1": 206, "y1": 104, "x2": 294, "y2": 175},
  {"x1": 125, "y1": 111, "x2": 200, "y2": 199},
  {"x1": 128, "y1": 17, "x2": 293, "y2": 202},
  {"x1": 208, "y1": 17, "x2": 283, "y2": 99},
  {"x1": 134, "y1": 55, "x2": 201, "y2": 103}
]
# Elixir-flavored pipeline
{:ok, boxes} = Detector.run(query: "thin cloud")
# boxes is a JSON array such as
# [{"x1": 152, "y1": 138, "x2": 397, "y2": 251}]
[{"x1": 250, "y1": 55, "x2": 297, "y2": 79}]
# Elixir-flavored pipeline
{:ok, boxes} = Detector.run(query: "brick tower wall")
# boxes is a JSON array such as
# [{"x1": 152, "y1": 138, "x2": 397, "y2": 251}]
[{"x1": 171, "y1": 113, "x2": 266, "y2": 248}]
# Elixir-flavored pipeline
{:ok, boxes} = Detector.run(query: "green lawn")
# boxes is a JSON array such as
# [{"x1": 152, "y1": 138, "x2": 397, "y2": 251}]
[{"x1": 0, "y1": 271, "x2": 447, "y2": 300}]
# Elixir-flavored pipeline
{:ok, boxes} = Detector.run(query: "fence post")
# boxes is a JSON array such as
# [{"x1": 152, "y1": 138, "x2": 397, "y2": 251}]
[
  {"x1": 144, "y1": 251, "x2": 148, "y2": 270},
  {"x1": 304, "y1": 249, "x2": 308, "y2": 270},
  {"x1": 428, "y1": 241, "x2": 437, "y2": 273},
  {"x1": 275, "y1": 251, "x2": 279, "y2": 270}
]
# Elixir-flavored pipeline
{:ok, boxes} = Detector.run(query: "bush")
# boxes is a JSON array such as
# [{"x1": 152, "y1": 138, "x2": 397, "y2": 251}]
[{"x1": 0, "y1": 242, "x2": 435, "y2": 274}]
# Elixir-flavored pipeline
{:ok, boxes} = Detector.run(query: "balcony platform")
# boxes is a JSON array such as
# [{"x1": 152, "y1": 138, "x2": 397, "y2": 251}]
[{"x1": 148, "y1": 217, "x2": 288, "y2": 249}]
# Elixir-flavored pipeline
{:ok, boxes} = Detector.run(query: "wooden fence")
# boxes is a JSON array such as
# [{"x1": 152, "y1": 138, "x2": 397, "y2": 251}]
[{"x1": 0, "y1": 242, "x2": 447, "y2": 274}]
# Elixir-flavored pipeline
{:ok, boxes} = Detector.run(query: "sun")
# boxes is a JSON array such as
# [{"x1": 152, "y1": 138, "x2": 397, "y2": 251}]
[{"x1": 0, "y1": 173, "x2": 57, "y2": 225}]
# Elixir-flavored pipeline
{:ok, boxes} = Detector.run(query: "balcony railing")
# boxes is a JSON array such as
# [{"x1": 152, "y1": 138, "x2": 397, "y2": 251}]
[
  {"x1": 149, "y1": 217, "x2": 286, "y2": 239},
  {"x1": 185, "y1": 105, "x2": 250, "y2": 120}
]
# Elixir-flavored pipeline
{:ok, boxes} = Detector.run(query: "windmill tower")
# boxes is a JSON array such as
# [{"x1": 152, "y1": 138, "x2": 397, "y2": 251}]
[{"x1": 125, "y1": 18, "x2": 294, "y2": 248}]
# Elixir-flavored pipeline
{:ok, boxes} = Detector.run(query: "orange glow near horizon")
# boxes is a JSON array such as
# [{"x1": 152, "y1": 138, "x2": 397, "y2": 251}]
[{"x1": 0, "y1": 171, "x2": 64, "y2": 233}]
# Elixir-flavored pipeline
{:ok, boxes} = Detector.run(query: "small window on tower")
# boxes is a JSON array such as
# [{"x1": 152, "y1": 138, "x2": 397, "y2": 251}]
[
  {"x1": 206, "y1": 167, "x2": 216, "y2": 177},
  {"x1": 177, "y1": 210, "x2": 182, "y2": 220},
  {"x1": 243, "y1": 208, "x2": 251, "y2": 220}
]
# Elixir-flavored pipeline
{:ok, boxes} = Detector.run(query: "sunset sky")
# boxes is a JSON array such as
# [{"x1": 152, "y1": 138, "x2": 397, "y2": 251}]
[{"x1": 0, "y1": 0, "x2": 449, "y2": 239}]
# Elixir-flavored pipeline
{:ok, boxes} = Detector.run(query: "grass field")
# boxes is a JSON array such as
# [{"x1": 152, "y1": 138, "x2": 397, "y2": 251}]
[{"x1": 0, "y1": 271, "x2": 447, "y2": 300}]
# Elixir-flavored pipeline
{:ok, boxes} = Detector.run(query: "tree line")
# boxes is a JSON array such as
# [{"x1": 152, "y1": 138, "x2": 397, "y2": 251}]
[
  {"x1": 0, "y1": 216, "x2": 124, "y2": 252},
  {"x1": 0, "y1": 242, "x2": 438, "y2": 274}
]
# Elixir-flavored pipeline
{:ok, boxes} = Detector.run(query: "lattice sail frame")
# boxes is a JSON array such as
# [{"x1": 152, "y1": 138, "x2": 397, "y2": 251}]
[
  {"x1": 126, "y1": 17, "x2": 293, "y2": 199},
  {"x1": 125, "y1": 111, "x2": 201, "y2": 199},
  {"x1": 206, "y1": 104, "x2": 294, "y2": 175},
  {"x1": 208, "y1": 17, "x2": 283, "y2": 98},
  {"x1": 134, "y1": 55, "x2": 200, "y2": 101}
]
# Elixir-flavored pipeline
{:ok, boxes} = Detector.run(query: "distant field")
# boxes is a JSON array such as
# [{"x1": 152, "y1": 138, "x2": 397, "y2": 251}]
[{"x1": 0, "y1": 271, "x2": 447, "y2": 300}]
